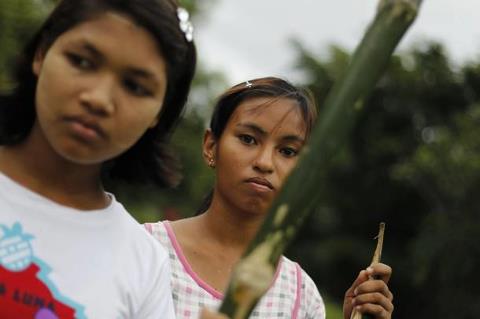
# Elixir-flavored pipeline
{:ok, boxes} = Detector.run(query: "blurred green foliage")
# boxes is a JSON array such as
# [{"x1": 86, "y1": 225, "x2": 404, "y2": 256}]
[
  {"x1": 325, "y1": 300, "x2": 344, "y2": 319},
  {"x1": 1, "y1": 1, "x2": 478, "y2": 318},
  {"x1": 288, "y1": 42, "x2": 480, "y2": 318},
  {"x1": 0, "y1": 0, "x2": 53, "y2": 88}
]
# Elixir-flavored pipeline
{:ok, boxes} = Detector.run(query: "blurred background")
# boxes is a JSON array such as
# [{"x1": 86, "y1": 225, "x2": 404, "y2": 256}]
[{"x1": 1, "y1": 1, "x2": 478, "y2": 318}]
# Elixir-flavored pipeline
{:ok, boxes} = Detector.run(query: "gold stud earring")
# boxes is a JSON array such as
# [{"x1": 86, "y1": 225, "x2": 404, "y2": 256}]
[{"x1": 208, "y1": 158, "x2": 215, "y2": 168}]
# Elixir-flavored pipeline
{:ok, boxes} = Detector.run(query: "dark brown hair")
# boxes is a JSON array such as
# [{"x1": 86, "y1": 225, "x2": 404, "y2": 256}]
[
  {"x1": 0, "y1": 0, "x2": 197, "y2": 187},
  {"x1": 210, "y1": 77, "x2": 317, "y2": 140}
]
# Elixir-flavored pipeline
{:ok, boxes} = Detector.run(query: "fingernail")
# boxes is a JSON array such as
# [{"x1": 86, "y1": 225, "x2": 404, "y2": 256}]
[
  {"x1": 351, "y1": 298, "x2": 356, "y2": 306},
  {"x1": 354, "y1": 288, "x2": 358, "y2": 295},
  {"x1": 366, "y1": 267, "x2": 374, "y2": 273}
]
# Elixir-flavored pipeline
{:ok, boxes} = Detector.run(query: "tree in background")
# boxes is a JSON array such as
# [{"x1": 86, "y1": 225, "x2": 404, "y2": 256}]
[
  {"x1": 2, "y1": 2, "x2": 478, "y2": 317},
  {"x1": 0, "y1": 0, "x2": 54, "y2": 88},
  {"x1": 289, "y1": 42, "x2": 479, "y2": 319}
]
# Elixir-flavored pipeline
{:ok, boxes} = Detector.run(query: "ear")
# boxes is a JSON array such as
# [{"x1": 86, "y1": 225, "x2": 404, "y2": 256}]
[
  {"x1": 202, "y1": 129, "x2": 217, "y2": 166},
  {"x1": 32, "y1": 49, "x2": 45, "y2": 76}
]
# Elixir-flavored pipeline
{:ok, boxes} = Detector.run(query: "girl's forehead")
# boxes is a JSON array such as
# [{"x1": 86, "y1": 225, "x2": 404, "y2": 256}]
[
  {"x1": 229, "y1": 97, "x2": 307, "y2": 135},
  {"x1": 52, "y1": 13, "x2": 167, "y2": 79}
]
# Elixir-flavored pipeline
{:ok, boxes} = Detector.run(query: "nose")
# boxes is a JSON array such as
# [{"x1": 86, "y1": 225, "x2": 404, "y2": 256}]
[
  {"x1": 253, "y1": 145, "x2": 274, "y2": 174},
  {"x1": 79, "y1": 74, "x2": 115, "y2": 116}
]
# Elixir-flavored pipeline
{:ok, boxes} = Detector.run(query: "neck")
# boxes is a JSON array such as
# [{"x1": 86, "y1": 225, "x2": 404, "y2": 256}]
[
  {"x1": 199, "y1": 191, "x2": 266, "y2": 250},
  {"x1": 0, "y1": 128, "x2": 107, "y2": 210}
]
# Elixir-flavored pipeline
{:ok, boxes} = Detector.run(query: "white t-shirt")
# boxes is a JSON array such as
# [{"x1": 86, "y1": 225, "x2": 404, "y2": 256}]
[{"x1": 0, "y1": 172, "x2": 175, "y2": 319}]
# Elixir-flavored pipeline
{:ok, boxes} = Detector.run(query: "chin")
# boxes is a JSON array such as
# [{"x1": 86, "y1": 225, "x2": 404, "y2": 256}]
[
  {"x1": 54, "y1": 145, "x2": 111, "y2": 166},
  {"x1": 241, "y1": 199, "x2": 270, "y2": 216}
]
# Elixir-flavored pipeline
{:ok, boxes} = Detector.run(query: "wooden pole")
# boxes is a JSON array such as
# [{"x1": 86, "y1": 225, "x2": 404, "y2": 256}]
[{"x1": 350, "y1": 223, "x2": 386, "y2": 319}]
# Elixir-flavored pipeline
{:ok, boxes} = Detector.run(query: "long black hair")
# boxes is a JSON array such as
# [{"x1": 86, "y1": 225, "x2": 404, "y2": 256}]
[{"x1": 0, "y1": 0, "x2": 197, "y2": 187}]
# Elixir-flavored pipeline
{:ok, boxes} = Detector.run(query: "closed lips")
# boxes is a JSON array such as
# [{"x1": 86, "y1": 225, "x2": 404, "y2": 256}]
[
  {"x1": 246, "y1": 177, "x2": 274, "y2": 190},
  {"x1": 65, "y1": 116, "x2": 105, "y2": 138}
]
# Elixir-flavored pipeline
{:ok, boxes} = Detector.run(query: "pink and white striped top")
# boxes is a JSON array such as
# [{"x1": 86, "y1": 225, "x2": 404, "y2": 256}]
[{"x1": 145, "y1": 221, "x2": 325, "y2": 319}]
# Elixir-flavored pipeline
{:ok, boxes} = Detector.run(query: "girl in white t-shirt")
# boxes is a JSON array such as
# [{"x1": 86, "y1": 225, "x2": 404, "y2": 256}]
[
  {"x1": 0, "y1": 0, "x2": 196, "y2": 317},
  {"x1": 147, "y1": 77, "x2": 394, "y2": 319}
]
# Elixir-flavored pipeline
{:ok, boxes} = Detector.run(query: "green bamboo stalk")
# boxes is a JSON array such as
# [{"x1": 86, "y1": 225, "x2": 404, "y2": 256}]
[{"x1": 219, "y1": 1, "x2": 423, "y2": 318}]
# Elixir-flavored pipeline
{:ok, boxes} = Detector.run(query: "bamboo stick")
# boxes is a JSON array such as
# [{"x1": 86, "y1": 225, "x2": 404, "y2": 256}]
[
  {"x1": 350, "y1": 223, "x2": 386, "y2": 319},
  {"x1": 219, "y1": 1, "x2": 423, "y2": 318}
]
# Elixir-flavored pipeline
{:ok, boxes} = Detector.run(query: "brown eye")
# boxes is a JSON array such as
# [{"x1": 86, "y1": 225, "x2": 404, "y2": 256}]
[
  {"x1": 66, "y1": 53, "x2": 94, "y2": 70},
  {"x1": 279, "y1": 147, "x2": 298, "y2": 158},
  {"x1": 123, "y1": 78, "x2": 153, "y2": 97},
  {"x1": 238, "y1": 134, "x2": 256, "y2": 145}
]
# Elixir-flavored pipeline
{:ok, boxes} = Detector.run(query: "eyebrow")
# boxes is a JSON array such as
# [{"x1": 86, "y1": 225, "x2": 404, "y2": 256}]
[
  {"x1": 77, "y1": 41, "x2": 161, "y2": 87},
  {"x1": 282, "y1": 135, "x2": 305, "y2": 144},
  {"x1": 236, "y1": 123, "x2": 305, "y2": 144},
  {"x1": 80, "y1": 42, "x2": 103, "y2": 59},
  {"x1": 237, "y1": 123, "x2": 266, "y2": 136}
]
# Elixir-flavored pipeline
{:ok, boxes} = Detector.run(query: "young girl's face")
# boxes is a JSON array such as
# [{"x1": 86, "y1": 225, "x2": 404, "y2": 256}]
[
  {"x1": 32, "y1": 12, "x2": 168, "y2": 165},
  {"x1": 206, "y1": 97, "x2": 307, "y2": 215}
]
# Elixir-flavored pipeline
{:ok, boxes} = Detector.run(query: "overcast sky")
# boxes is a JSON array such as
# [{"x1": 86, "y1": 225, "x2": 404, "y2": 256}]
[{"x1": 195, "y1": 0, "x2": 480, "y2": 84}]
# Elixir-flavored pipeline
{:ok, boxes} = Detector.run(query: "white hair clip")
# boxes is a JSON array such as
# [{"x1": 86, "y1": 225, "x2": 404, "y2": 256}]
[
  {"x1": 245, "y1": 80, "x2": 253, "y2": 88},
  {"x1": 177, "y1": 7, "x2": 194, "y2": 42}
]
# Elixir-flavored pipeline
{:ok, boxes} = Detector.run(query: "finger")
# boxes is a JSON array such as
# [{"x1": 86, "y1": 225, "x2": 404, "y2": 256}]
[
  {"x1": 352, "y1": 292, "x2": 394, "y2": 313},
  {"x1": 344, "y1": 270, "x2": 370, "y2": 319},
  {"x1": 367, "y1": 263, "x2": 392, "y2": 284},
  {"x1": 345, "y1": 269, "x2": 370, "y2": 298},
  {"x1": 354, "y1": 280, "x2": 393, "y2": 300},
  {"x1": 354, "y1": 302, "x2": 394, "y2": 319}
]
